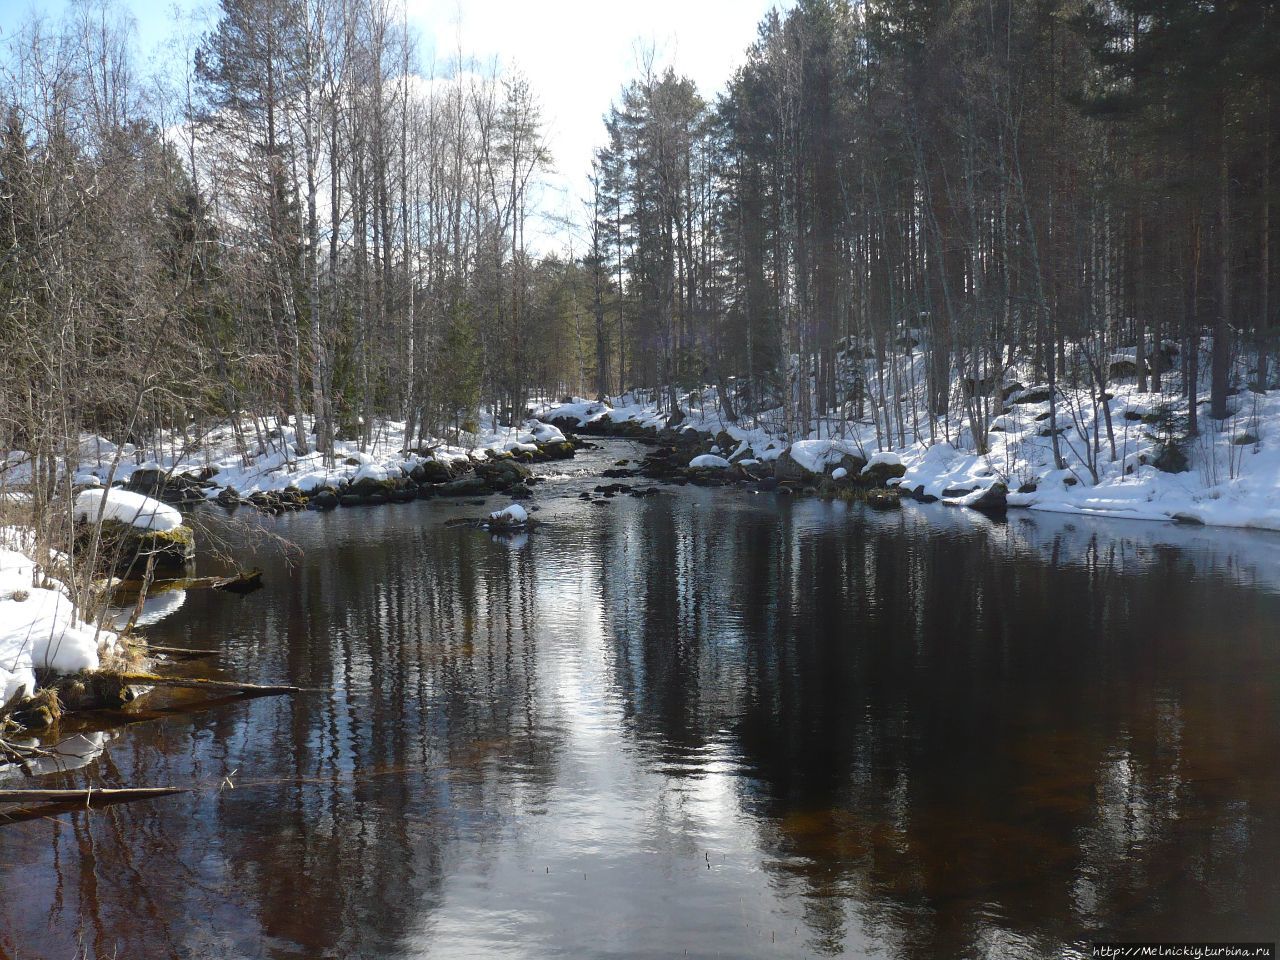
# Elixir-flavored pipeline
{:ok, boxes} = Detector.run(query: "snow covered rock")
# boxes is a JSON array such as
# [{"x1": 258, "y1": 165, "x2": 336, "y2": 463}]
[
  {"x1": 74, "y1": 488, "x2": 194, "y2": 572},
  {"x1": 689, "y1": 454, "x2": 731, "y2": 470},
  {"x1": 75, "y1": 488, "x2": 182, "y2": 532},
  {"x1": 486, "y1": 503, "x2": 529, "y2": 529}
]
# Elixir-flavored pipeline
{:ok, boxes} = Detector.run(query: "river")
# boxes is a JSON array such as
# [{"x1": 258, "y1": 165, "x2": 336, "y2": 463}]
[{"x1": 2, "y1": 439, "x2": 1278, "y2": 959}]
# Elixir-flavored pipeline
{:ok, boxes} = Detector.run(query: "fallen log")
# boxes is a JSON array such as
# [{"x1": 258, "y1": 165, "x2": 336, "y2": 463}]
[
  {"x1": 0, "y1": 786, "x2": 187, "y2": 803},
  {"x1": 114, "y1": 672, "x2": 302, "y2": 696}
]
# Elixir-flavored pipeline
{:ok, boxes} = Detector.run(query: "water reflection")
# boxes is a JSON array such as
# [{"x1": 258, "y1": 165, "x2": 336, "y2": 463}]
[{"x1": 1, "y1": 449, "x2": 1277, "y2": 959}]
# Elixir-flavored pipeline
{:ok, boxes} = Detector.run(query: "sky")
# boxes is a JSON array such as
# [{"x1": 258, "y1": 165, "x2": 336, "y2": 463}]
[
  {"x1": 0, "y1": 0, "x2": 794, "y2": 252},
  {"x1": 405, "y1": 0, "x2": 795, "y2": 251}
]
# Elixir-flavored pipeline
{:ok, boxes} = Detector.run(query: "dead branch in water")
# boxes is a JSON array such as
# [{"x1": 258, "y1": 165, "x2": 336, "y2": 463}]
[
  {"x1": 0, "y1": 787, "x2": 187, "y2": 803},
  {"x1": 112, "y1": 672, "x2": 303, "y2": 696}
]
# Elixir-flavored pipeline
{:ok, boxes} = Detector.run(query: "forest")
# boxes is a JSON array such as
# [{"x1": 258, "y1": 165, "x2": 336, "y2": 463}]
[{"x1": 1, "y1": 0, "x2": 1278, "y2": 469}]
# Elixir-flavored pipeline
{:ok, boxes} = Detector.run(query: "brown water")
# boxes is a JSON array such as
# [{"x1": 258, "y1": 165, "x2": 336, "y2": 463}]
[{"x1": 2, "y1": 440, "x2": 1279, "y2": 959}]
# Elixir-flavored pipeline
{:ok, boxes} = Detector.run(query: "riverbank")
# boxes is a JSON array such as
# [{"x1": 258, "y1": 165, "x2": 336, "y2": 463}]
[
  {"x1": 538, "y1": 383, "x2": 1280, "y2": 533},
  {"x1": 59, "y1": 416, "x2": 580, "y2": 515}
]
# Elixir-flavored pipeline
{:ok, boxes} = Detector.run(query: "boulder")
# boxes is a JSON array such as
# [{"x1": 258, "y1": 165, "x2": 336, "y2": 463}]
[
  {"x1": 968, "y1": 482, "x2": 1008, "y2": 515},
  {"x1": 474, "y1": 457, "x2": 532, "y2": 489},
  {"x1": 438, "y1": 476, "x2": 491, "y2": 497},
  {"x1": 837, "y1": 453, "x2": 868, "y2": 477},
  {"x1": 860, "y1": 460, "x2": 906, "y2": 487},
  {"x1": 413, "y1": 460, "x2": 455, "y2": 484},
  {"x1": 772, "y1": 450, "x2": 812, "y2": 483},
  {"x1": 310, "y1": 490, "x2": 339, "y2": 511},
  {"x1": 865, "y1": 489, "x2": 902, "y2": 511},
  {"x1": 1012, "y1": 385, "x2": 1056, "y2": 405}
]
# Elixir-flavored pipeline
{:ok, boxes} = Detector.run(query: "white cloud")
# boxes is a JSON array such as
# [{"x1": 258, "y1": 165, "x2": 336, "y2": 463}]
[{"x1": 406, "y1": 0, "x2": 794, "y2": 254}]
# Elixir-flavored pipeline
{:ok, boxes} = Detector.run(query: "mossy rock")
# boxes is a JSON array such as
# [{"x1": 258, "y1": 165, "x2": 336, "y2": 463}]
[
  {"x1": 412, "y1": 460, "x2": 454, "y2": 484},
  {"x1": 310, "y1": 490, "x2": 339, "y2": 511},
  {"x1": 89, "y1": 519, "x2": 194, "y2": 574},
  {"x1": 475, "y1": 458, "x2": 532, "y2": 488},
  {"x1": 537, "y1": 440, "x2": 576, "y2": 460},
  {"x1": 865, "y1": 489, "x2": 902, "y2": 511},
  {"x1": 438, "y1": 476, "x2": 491, "y2": 497}
]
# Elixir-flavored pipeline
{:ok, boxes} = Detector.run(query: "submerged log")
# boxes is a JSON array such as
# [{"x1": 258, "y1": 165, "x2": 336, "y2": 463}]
[
  {"x1": 112, "y1": 672, "x2": 302, "y2": 696},
  {"x1": 0, "y1": 787, "x2": 187, "y2": 803},
  {"x1": 136, "y1": 644, "x2": 221, "y2": 657}
]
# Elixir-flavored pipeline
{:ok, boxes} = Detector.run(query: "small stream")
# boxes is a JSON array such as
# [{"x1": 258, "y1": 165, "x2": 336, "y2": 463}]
[{"x1": 2, "y1": 439, "x2": 1278, "y2": 959}]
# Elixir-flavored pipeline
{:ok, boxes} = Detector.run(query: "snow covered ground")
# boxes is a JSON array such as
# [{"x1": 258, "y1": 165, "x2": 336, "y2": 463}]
[
  {"x1": 16, "y1": 414, "x2": 569, "y2": 502},
  {"x1": 539, "y1": 380, "x2": 1280, "y2": 535},
  {"x1": 0, "y1": 533, "x2": 122, "y2": 703}
]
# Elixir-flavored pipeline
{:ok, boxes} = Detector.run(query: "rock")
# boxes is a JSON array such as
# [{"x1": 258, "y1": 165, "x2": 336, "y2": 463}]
[
  {"x1": 438, "y1": 476, "x2": 491, "y2": 497},
  {"x1": 1016, "y1": 482, "x2": 1038, "y2": 494},
  {"x1": 339, "y1": 494, "x2": 365, "y2": 507},
  {"x1": 310, "y1": 490, "x2": 339, "y2": 510},
  {"x1": 414, "y1": 460, "x2": 454, "y2": 484},
  {"x1": 908, "y1": 485, "x2": 939, "y2": 503},
  {"x1": 349, "y1": 475, "x2": 391, "y2": 497},
  {"x1": 967, "y1": 482, "x2": 1008, "y2": 515},
  {"x1": 124, "y1": 467, "x2": 167, "y2": 497},
  {"x1": 772, "y1": 450, "x2": 812, "y2": 482},
  {"x1": 757, "y1": 477, "x2": 780, "y2": 492},
  {"x1": 838, "y1": 454, "x2": 868, "y2": 477},
  {"x1": 1109, "y1": 358, "x2": 1138, "y2": 379},
  {"x1": 537, "y1": 440, "x2": 576, "y2": 460},
  {"x1": 474, "y1": 457, "x2": 532, "y2": 489},
  {"x1": 860, "y1": 460, "x2": 906, "y2": 487},
  {"x1": 216, "y1": 486, "x2": 241, "y2": 508},
  {"x1": 1152, "y1": 441, "x2": 1189, "y2": 473},
  {"x1": 865, "y1": 489, "x2": 901, "y2": 511},
  {"x1": 1012, "y1": 385, "x2": 1055, "y2": 405},
  {"x1": 89, "y1": 519, "x2": 195, "y2": 574}
]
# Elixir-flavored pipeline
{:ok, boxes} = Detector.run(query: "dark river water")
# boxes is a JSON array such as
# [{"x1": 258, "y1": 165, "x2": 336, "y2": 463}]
[{"x1": 3, "y1": 440, "x2": 1279, "y2": 959}]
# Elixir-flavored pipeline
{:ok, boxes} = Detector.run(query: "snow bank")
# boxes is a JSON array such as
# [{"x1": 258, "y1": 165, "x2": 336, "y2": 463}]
[
  {"x1": 75, "y1": 488, "x2": 182, "y2": 532},
  {"x1": 0, "y1": 547, "x2": 120, "y2": 702},
  {"x1": 540, "y1": 379, "x2": 1280, "y2": 535}
]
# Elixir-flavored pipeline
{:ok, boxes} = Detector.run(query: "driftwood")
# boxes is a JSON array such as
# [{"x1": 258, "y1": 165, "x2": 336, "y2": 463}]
[
  {"x1": 0, "y1": 787, "x2": 187, "y2": 803},
  {"x1": 113, "y1": 672, "x2": 302, "y2": 696}
]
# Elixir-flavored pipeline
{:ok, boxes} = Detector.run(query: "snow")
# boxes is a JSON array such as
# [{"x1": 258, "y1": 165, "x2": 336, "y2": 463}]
[
  {"x1": 539, "y1": 373, "x2": 1280, "y2": 535},
  {"x1": 488, "y1": 503, "x2": 528, "y2": 526},
  {"x1": 0, "y1": 544, "x2": 121, "y2": 702},
  {"x1": 74, "y1": 488, "x2": 182, "y2": 532},
  {"x1": 689, "y1": 454, "x2": 731, "y2": 469},
  {"x1": 50, "y1": 413, "x2": 568, "y2": 503},
  {"x1": 832, "y1": 467, "x2": 848, "y2": 480},
  {"x1": 789, "y1": 438, "x2": 863, "y2": 474}
]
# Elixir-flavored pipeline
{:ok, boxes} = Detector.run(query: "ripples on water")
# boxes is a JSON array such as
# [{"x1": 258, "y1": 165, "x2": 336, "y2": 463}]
[{"x1": 1, "y1": 441, "x2": 1277, "y2": 958}]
